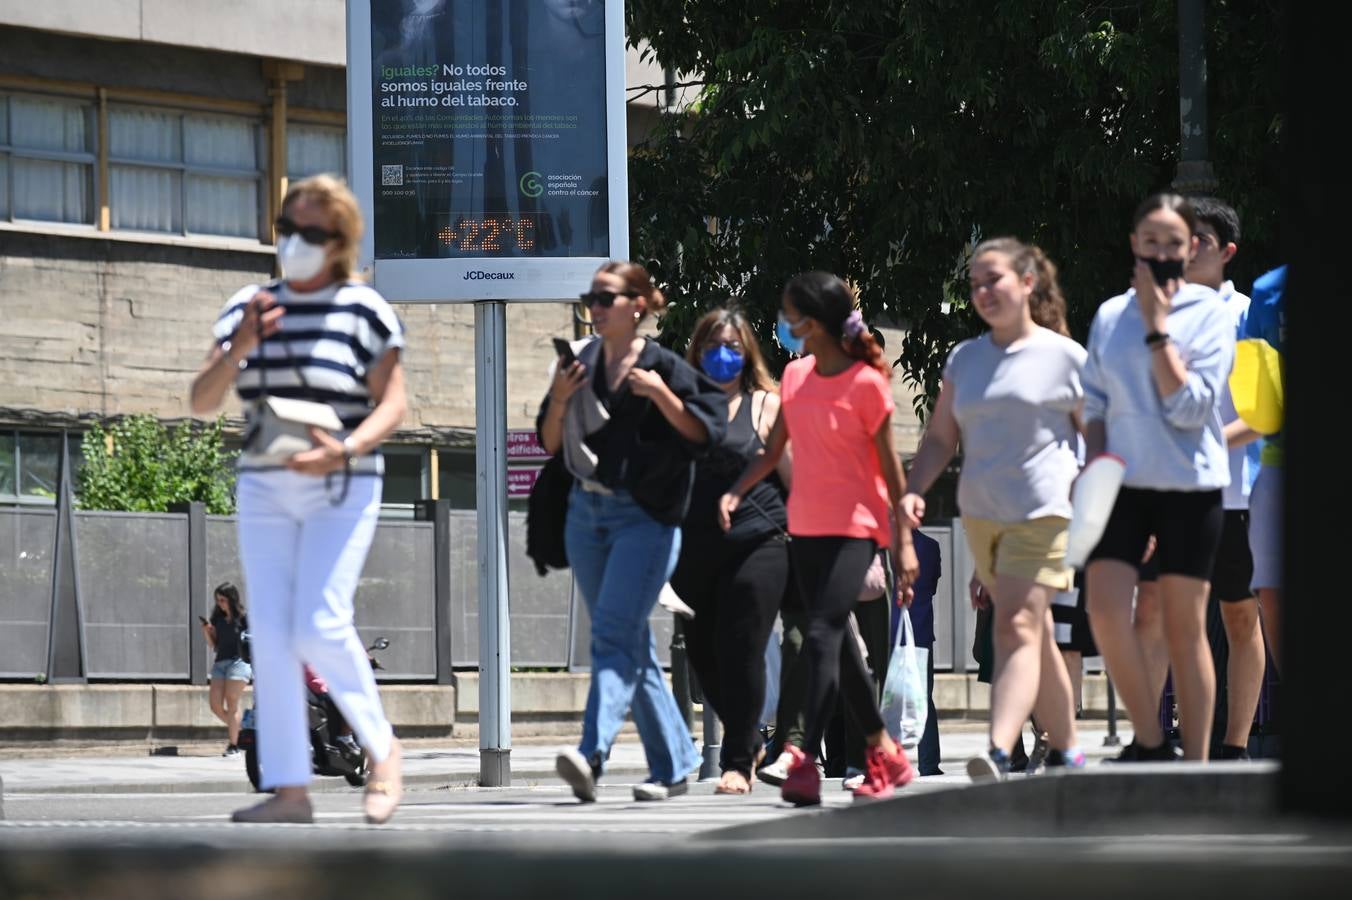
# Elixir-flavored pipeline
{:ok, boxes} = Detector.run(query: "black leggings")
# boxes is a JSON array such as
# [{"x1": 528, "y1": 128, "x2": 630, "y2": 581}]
[
  {"x1": 790, "y1": 535, "x2": 886, "y2": 758},
  {"x1": 670, "y1": 533, "x2": 789, "y2": 776}
]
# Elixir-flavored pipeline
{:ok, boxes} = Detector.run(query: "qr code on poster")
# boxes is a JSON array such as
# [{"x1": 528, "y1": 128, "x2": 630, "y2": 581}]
[{"x1": 381, "y1": 165, "x2": 404, "y2": 186}]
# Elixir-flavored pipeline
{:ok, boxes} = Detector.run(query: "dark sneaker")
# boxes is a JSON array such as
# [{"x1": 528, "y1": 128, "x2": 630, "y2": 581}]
[
  {"x1": 967, "y1": 747, "x2": 1012, "y2": 782},
  {"x1": 1216, "y1": 744, "x2": 1251, "y2": 761},
  {"x1": 222, "y1": 744, "x2": 240, "y2": 757},
  {"x1": 1045, "y1": 748, "x2": 1087, "y2": 770},
  {"x1": 1105, "y1": 740, "x2": 1182, "y2": 763},
  {"x1": 1027, "y1": 730, "x2": 1050, "y2": 774}
]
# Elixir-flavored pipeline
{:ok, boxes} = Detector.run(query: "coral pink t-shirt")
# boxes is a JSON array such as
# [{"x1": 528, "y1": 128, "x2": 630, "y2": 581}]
[{"x1": 779, "y1": 357, "x2": 895, "y2": 546}]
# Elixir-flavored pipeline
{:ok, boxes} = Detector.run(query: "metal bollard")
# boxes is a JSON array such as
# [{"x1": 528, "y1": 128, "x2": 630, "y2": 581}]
[
  {"x1": 1104, "y1": 678, "x2": 1122, "y2": 747},
  {"x1": 699, "y1": 702, "x2": 721, "y2": 781},
  {"x1": 670, "y1": 615, "x2": 694, "y2": 729}
]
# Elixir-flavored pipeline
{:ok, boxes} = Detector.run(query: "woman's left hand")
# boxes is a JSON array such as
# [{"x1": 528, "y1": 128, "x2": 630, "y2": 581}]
[
  {"x1": 1133, "y1": 259, "x2": 1177, "y2": 333},
  {"x1": 626, "y1": 367, "x2": 668, "y2": 400},
  {"x1": 286, "y1": 427, "x2": 348, "y2": 475},
  {"x1": 894, "y1": 541, "x2": 920, "y2": 589}
]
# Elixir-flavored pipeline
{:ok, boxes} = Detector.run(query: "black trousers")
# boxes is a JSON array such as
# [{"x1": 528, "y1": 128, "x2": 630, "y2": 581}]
[
  {"x1": 790, "y1": 536, "x2": 886, "y2": 758},
  {"x1": 670, "y1": 533, "x2": 789, "y2": 776}
]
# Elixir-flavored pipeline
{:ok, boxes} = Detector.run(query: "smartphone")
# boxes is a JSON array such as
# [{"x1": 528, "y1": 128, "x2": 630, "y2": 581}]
[
  {"x1": 552, "y1": 337, "x2": 577, "y2": 368},
  {"x1": 198, "y1": 615, "x2": 209, "y2": 626},
  {"x1": 1143, "y1": 257, "x2": 1185, "y2": 286}
]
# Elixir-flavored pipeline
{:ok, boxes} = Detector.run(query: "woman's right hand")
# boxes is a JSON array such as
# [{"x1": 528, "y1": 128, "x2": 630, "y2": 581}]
[
  {"x1": 549, "y1": 360, "x2": 588, "y2": 406},
  {"x1": 228, "y1": 289, "x2": 285, "y2": 359},
  {"x1": 969, "y1": 572, "x2": 991, "y2": 610},
  {"x1": 898, "y1": 492, "x2": 925, "y2": 530},
  {"x1": 717, "y1": 492, "x2": 742, "y2": 532}
]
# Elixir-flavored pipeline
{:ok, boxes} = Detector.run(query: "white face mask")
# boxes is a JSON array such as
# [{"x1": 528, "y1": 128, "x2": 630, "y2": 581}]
[{"x1": 277, "y1": 234, "x2": 329, "y2": 282}]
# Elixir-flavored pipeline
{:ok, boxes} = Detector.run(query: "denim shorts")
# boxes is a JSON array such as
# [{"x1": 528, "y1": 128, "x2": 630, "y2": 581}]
[{"x1": 210, "y1": 658, "x2": 253, "y2": 682}]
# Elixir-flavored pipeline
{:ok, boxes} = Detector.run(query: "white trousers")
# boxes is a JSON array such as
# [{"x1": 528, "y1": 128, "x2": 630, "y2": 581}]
[{"x1": 237, "y1": 470, "x2": 393, "y2": 788}]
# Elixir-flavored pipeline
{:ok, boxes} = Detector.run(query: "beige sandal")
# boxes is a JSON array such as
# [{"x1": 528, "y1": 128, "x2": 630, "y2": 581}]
[
  {"x1": 364, "y1": 738, "x2": 403, "y2": 825},
  {"x1": 231, "y1": 795, "x2": 313, "y2": 824}
]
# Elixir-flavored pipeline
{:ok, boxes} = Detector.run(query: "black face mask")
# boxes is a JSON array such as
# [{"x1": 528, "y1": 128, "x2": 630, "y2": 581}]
[{"x1": 1140, "y1": 256, "x2": 1185, "y2": 286}]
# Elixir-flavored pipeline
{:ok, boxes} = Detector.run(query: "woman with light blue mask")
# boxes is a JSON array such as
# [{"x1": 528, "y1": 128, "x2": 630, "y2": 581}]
[{"x1": 669, "y1": 309, "x2": 794, "y2": 794}]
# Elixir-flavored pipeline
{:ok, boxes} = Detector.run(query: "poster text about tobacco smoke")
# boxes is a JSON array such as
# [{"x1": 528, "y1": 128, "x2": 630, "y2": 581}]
[{"x1": 379, "y1": 64, "x2": 527, "y2": 107}]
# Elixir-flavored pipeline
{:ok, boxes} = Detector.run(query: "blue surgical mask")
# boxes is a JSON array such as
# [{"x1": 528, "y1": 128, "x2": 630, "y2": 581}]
[
  {"x1": 776, "y1": 312, "x2": 805, "y2": 354},
  {"x1": 700, "y1": 345, "x2": 745, "y2": 384}
]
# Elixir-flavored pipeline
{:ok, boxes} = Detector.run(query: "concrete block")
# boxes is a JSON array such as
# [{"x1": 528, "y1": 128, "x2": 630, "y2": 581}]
[
  {"x1": 0, "y1": 685, "x2": 153, "y2": 732},
  {"x1": 152, "y1": 685, "x2": 251, "y2": 730},
  {"x1": 379, "y1": 685, "x2": 456, "y2": 730}
]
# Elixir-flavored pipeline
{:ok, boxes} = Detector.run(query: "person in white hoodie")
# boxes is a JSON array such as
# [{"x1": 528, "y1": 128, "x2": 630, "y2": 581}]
[{"x1": 1082, "y1": 193, "x2": 1236, "y2": 762}]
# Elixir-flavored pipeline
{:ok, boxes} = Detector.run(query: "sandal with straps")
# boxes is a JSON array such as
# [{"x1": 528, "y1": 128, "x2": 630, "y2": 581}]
[{"x1": 364, "y1": 738, "x2": 402, "y2": 825}]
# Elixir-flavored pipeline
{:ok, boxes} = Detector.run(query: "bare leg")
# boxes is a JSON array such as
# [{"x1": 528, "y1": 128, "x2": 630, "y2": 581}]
[
  {"x1": 208, "y1": 680, "x2": 229, "y2": 726},
  {"x1": 1061, "y1": 650, "x2": 1084, "y2": 716},
  {"x1": 1258, "y1": 588, "x2": 1281, "y2": 673},
  {"x1": 1220, "y1": 598, "x2": 1265, "y2": 749},
  {"x1": 1087, "y1": 561, "x2": 1165, "y2": 749},
  {"x1": 1030, "y1": 609, "x2": 1079, "y2": 751},
  {"x1": 1133, "y1": 581, "x2": 1171, "y2": 708},
  {"x1": 1160, "y1": 575, "x2": 1216, "y2": 760},
  {"x1": 989, "y1": 575, "x2": 1056, "y2": 753},
  {"x1": 224, "y1": 679, "x2": 248, "y2": 746}
]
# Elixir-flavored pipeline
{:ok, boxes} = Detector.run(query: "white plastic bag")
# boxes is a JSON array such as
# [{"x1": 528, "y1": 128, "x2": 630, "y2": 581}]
[{"x1": 880, "y1": 608, "x2": 929, "y2": 749}]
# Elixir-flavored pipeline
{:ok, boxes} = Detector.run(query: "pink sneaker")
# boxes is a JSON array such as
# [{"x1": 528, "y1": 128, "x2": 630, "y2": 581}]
[
  {"x1": 853, "y1": 743, "x2": 915, "y2": 802},
  {"x1": 779, "y1": 745, "x2": 821, "y2": 807}
]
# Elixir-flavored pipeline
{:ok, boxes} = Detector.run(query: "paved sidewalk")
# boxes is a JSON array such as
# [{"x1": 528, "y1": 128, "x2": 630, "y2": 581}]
[{"x1": 0, "y1": 723, "x2": 1127, "y2": 794}]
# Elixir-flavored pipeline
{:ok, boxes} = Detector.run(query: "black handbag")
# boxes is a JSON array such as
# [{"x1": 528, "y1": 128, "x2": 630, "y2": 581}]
[{"x1": 526, "y1": 453, "x2": 574, "y2": 576}]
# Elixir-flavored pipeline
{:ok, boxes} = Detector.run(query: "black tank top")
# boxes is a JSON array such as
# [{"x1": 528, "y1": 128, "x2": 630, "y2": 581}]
[{"x1": 683, "y1": 392, "x2": 788, "y2": 542}]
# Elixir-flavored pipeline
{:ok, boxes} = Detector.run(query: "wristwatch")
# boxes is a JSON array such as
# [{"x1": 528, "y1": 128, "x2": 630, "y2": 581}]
[
  {"x1": 1144, "y1": 331, "x2": 1169, "y2": 347},
  {"x1": 342, "y1": 437, "x2": 359, "y2": 466}
]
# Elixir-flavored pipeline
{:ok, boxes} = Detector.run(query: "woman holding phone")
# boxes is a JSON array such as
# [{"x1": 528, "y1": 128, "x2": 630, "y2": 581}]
[
  {"x1": 202, "y1": 582, "x2": 251, "y2": 757},
  {"x1": 538, "y1": 261, "x2": 727, "y2": 802},
  {"x1": 1081, "y1": 193, "x2": 1235, "y2": 762}
]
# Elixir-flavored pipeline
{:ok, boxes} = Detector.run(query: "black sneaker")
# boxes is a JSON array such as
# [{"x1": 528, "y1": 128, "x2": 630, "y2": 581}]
[
  {"x1": 1105, "y1": 740, "x2": 1182, "y2": 763},
  {"x1": 1216, "y1": 743, "x2": 1251, "y2": 761},
  {"x1": 222, "y1": 744, "x2": 240, "y2": 757},
  {"x1": 1008, "y1": 735, "x2": 1030, "y2": 772},
  {"x1": 1027, "y1": 730, "x2": 1050, "y2": 774}
]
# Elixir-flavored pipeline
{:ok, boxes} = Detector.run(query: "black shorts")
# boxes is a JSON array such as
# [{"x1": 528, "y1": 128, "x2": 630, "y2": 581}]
[
  {"x1": 1052, "y1": 570, "x2": 1098, "y2": 655},
  {"x1": 1211, "y1": 509, "x2": 1255, "y2": 602},
  {"x1": 1089, "y1": 487, "x2": 1224, "y2": 581}
]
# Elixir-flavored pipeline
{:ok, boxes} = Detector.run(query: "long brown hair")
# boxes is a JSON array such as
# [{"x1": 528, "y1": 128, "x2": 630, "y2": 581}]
[
  {"x1": 970, "y1": 238, "x2": 1069, "y2": 336},
  {"x1": 686, "y1": 308, "x2": 777, "y2": 394},
  {"x1": 597, "y1": 260, "x2": 667, "y2": 320},
  {"x1": 783, "y1": 271, "x2": 890, "y2": 377}
]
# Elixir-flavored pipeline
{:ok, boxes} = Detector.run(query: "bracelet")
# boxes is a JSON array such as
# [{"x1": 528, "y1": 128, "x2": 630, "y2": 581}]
[
  {"x1": 1144, "y1": 331, "x2": 1169, "y2": 347},
  {"x1": 342, "y1": 436, "x2": 359, "y2": 465}
]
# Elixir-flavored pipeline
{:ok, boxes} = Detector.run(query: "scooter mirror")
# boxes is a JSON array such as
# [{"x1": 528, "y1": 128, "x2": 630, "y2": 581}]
[{"x1": 372, "y1": 637, "x2": 390, "y2": 651}]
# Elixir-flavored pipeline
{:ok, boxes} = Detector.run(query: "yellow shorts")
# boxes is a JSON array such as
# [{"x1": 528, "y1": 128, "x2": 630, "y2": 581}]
[{"x1": 962, "y1": 515, "x2": 1073, "y2": 591}]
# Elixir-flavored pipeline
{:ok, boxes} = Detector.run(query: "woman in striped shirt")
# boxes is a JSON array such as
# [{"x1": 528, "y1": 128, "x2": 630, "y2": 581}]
[{"x1": 190, "y1": 174, "x2": 407, "y2": 825}]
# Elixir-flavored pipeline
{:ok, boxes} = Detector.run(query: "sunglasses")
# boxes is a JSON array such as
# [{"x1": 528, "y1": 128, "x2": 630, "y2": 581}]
[
  {"x1": 275, "y1": 216, "x2": 340, "y2": 244},
  {"x1": 579, "y1": 289, "x2": 639, "y2": 308}
]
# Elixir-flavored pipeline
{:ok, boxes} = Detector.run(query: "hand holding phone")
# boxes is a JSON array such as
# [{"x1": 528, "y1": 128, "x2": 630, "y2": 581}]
[
  {"x1": 553, "y1": 337, "x2": 577, "y2": 368},
  {"x1": 198, "y1": 615, "x2": 210, "y2": 626}
]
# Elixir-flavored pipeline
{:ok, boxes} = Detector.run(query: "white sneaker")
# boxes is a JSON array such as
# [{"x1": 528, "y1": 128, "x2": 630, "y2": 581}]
[
  {"x1": 756, "y1": 750, "x2": 794, "y2": 787},
  {"x1": 842, "y1": 766, "x2": 866, "y2": 790},
  {"x1": 556, "y1": 749, "x2": 597, "y2": 803}
]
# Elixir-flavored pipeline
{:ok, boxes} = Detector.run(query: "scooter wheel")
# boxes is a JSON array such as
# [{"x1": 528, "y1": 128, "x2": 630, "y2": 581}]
[
  {"x1": 345, "y1": 770, "x2": 367, "y2": 788},
  {"x1": 244, "y1": 745, "x2": 266, "y2": 793}
]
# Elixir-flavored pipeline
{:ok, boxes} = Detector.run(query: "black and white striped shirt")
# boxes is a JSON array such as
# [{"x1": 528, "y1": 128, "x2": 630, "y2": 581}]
[{"x1": 213, "y1": 280, "x2": 406, "y2": 472}]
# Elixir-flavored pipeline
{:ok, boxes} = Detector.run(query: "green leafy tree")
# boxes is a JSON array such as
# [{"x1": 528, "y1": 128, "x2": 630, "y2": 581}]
[
  {"x1": 626, "y1": 1, "x2": 1283, "y2": 415},
  {"x1": 77, "y1": 416, "x2": 236, "y2": 514}
]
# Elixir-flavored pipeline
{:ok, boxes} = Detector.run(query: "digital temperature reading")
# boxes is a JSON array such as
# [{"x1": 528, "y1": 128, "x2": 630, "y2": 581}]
[{"x1": 437, "y1": 213, "x2": 538, "y2": 254}]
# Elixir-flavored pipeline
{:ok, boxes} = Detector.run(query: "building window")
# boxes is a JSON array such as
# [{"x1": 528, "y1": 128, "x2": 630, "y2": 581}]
[
  {"x1": 288, "y1": 124, "x2": 346, "y2": 181},
  {"x1": 381, "y1": 446, "x2": 428, "y2": 507},
  {"x1": 0, "y1": 431, "x2": 81, "y2": 505},
  {"x1": 0, "y1": 93, "x2": 96, "y2": 225},
  {"x1": 108, "y1": 105, "x2": 264, "y2": 239}
]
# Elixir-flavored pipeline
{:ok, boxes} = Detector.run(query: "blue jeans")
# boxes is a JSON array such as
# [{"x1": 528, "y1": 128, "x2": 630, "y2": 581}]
[{"x1": 566, "y1": 487, "x2": 700, "y2": 784}]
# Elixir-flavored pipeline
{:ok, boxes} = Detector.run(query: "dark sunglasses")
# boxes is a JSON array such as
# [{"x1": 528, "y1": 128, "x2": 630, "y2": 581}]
[
  {"x1": 275, "y1": 216, "x2": 340, "y2": 244},
  {"x1": 579, "y1": 289, "x2": 639, "y2": 308}
]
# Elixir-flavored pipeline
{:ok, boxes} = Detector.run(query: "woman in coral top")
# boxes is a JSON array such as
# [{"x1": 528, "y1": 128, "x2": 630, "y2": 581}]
[{"x1": 720, "y1": 271, "x2": 919, "y2": 806}]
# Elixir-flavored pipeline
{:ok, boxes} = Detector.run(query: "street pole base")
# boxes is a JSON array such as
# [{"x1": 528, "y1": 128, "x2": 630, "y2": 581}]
[
  {"x1": 1103, "y1": 735, "x2": 1122, "y2": 748},
  {"x1": 480, "y1": 748, "x2": 511, "y2": 787},
  {"x1": 699, "y1": 744, "x2": 721, "y2": 781}
]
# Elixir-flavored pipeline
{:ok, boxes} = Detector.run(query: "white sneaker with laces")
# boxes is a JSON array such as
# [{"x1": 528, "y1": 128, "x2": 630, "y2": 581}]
[{"x1": 756, "y1": 750, "x2": 795, "y2": 786}]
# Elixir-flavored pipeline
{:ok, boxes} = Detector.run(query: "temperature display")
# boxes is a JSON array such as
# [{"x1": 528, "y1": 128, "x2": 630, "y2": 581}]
[{"x1": 437, "y1": 213, "x2": 539, "y2": 254}]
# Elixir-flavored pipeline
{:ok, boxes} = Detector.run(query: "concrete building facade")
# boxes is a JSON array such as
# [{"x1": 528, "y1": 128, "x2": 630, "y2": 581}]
[{"x1": 0, "y1": 1, "x2": 922, "y2": 511}]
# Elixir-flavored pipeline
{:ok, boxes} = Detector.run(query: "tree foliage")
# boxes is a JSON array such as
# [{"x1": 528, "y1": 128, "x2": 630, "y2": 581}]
[
  {"x1": 626, "y1": 1, "x2": 1284, "y2": 415},
  {"x1": 77, "y1": 416, "x2": 236, "y2": 514}
]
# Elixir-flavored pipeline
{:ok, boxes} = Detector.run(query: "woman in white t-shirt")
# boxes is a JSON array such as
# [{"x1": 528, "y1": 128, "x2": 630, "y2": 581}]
[{"x1": 901, "y1": 238, "x2": 1087, "y2": 780}]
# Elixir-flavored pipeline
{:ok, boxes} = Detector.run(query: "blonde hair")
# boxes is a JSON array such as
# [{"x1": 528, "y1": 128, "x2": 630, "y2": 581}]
[{"x1": 282, "y1": 174, "x2": 363, "y2": 282}]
